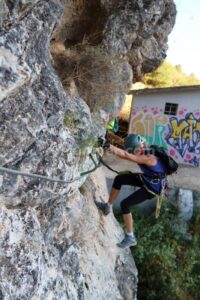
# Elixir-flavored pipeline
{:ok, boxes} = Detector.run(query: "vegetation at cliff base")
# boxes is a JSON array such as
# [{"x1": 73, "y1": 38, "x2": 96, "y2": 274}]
[{"x1": 115, "y1": 201, "x2": 200, "y2": 300}]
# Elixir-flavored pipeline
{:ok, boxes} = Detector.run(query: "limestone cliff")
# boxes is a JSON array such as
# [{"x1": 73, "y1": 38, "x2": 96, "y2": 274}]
[{"x1": 0, "y1": 1, "x2": 176, "y2": 299}]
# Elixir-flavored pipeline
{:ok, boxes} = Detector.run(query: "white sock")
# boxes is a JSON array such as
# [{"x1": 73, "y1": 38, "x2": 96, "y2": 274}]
[{"x1": 126, "y1": 232, "x2": 134, "y2": 237}]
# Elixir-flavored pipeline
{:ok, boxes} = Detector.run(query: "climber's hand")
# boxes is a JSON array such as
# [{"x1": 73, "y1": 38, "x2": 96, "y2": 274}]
[
  {"x1": 97, "y1": 137, "x2": 105, "y2": 147},
  {"x1": 97, "y1": 137, "x2": 110, "y2": 150},
  {"x1": 102, "y1": 140, "x2": 110, "y2": 150}
]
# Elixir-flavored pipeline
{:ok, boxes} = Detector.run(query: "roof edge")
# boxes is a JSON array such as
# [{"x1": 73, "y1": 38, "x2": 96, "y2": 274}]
[{"x1": 128, "y1": 85, "x2": 200, "y2": 95}]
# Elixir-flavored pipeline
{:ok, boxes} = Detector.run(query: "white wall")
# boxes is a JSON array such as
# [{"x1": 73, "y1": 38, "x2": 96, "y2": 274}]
[{"x1": 129, "y1": 89, "x2": 200, "y2": 167}]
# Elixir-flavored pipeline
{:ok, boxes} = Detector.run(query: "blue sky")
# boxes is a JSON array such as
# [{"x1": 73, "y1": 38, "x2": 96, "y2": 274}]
[{"x1": 167, "y1": 0, "x2": 200, "y2": 79}]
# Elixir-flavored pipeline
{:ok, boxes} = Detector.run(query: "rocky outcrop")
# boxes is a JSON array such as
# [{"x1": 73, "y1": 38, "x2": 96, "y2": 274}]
[
  {"x1": 0, "y1": 169, "x2": 137, "y2": 300},
  {"x1": 51, "y1": 0, "x2": 176, "y2": 82},
  {"x1": 0, "y1": 0, "x2": 176, "y2": 299},
  {"x1": 178, "y1": 189, "x2": 193, "y2": 221}
]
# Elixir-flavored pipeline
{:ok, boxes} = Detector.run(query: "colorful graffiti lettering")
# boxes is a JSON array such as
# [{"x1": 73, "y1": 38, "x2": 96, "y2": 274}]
[
  {"x1": 166, "y1": 113, "x2": 200, "y2": 166},
  {"x1": 130, "y1": 106, "x2": 200, "y2": 167},
  {"x1": 130, "y1": 111, "x2": 168, "y2": 149}
]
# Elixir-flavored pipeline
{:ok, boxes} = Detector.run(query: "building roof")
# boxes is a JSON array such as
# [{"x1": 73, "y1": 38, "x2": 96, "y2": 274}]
[{"x1": 128, "y1": 85, "x2": 200, "y2": 96}]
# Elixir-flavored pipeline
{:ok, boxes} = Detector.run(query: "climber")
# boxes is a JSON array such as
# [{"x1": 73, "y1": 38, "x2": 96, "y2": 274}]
[{"x1": 96, "y1": 134, "x2": 167, "y2": 249}]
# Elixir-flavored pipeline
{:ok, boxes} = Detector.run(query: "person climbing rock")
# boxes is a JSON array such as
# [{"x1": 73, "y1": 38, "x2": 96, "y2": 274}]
[{"x1": 96, "y1": 134, "x2": 167, "y2": 249}]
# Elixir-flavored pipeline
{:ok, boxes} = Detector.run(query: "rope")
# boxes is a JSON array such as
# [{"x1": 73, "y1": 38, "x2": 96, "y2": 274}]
[
  {"x1": 80, "y1": 153, "x2": 101, "y2": 176},
  {"x1": 0, "y1": 165, "x2": 81, "y2": 184},
  {"x1": 98, "y1": 156, "x2": 119, "y2": 174},
  {"x1": 0, "y1": 152, "x2": 115, "y2": 185},
  {"x1": 0, "y1": 153, "x2": 102, "y2": 185}
]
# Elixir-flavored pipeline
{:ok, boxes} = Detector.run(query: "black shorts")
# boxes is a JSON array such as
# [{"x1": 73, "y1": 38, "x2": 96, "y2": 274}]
[{"x1": 112, "y1": 173, "x2": 154, "y2": 214}]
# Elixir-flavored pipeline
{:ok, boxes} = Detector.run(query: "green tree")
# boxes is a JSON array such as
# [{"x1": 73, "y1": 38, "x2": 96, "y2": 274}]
[{"x1": 141, "y1": 60, "x2": 200, "y2": 88}]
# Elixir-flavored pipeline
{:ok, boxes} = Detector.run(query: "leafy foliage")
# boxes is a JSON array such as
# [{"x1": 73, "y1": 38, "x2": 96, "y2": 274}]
[
  {"x1": 141, "y1": 60, "x2": 200, "y2": 87},
  {"x1": 114, "y1": 202, "x2": 200, "y2": 300}
]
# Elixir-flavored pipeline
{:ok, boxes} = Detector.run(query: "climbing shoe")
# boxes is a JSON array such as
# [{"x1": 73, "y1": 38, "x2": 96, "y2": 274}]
[
  {"x1": 117, "y1": 234, "x2": 137, "y2": 248},
  {"x1": 95, "y1": 201, "x2": 111, "y2": 216}
]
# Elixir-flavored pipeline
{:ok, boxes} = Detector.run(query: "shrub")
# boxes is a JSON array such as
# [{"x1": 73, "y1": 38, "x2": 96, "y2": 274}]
[
  {"x1": 114, "y1": 202, "x2": 200, "y2": 300},
  {"x1": 63, "y1": 111, "x2": 77, "y2": 129}
]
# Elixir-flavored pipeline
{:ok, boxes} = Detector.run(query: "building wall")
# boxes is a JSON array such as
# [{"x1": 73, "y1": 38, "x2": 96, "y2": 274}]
[{"x1": 129, "y1": 90, "x2": 200, "y2": 167}]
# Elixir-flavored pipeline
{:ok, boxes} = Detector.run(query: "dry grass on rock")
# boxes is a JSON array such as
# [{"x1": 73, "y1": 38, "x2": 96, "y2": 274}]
[{"x1": 51, "y1": 42, "x2": 129, "y2": 111}]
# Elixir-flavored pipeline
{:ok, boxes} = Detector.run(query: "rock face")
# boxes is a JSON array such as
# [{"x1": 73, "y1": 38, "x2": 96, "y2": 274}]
[
  {"x1": 0, "y1": 0, "x2": 176, "y2": 299},
  {"x1": 178, "y1": 189, "x2": 193, "y2": 221}
]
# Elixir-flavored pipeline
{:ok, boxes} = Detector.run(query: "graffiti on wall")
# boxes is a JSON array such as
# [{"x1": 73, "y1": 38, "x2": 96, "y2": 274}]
[
  {"x1": 130, "y1": 106, "x2": 200, "y2": 166},
  {"x1": 130, "y1": 105, "x2": 168, "y2": 149},
  {"x1": 166, "y1": 112, "x2": 200, "y2": 166}
]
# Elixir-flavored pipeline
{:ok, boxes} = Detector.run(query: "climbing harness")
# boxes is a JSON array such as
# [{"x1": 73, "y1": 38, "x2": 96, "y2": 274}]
[{"x1": 139, "y1": 174, "x2": 167, "y2": 218}]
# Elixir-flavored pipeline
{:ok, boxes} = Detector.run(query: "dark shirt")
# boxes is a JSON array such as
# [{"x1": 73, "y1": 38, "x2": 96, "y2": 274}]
[{"x1": 139, "y1": 158, "x2": 166, "y2": 194}]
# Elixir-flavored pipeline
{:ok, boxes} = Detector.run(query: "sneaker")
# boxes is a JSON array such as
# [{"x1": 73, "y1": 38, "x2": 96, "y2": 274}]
[
  {"x1": 117, "y1": 234, "x2": 137, "y2": 248},
  {"x1": 95, "y1": 201, "x2": 111, "y2": 216}
]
